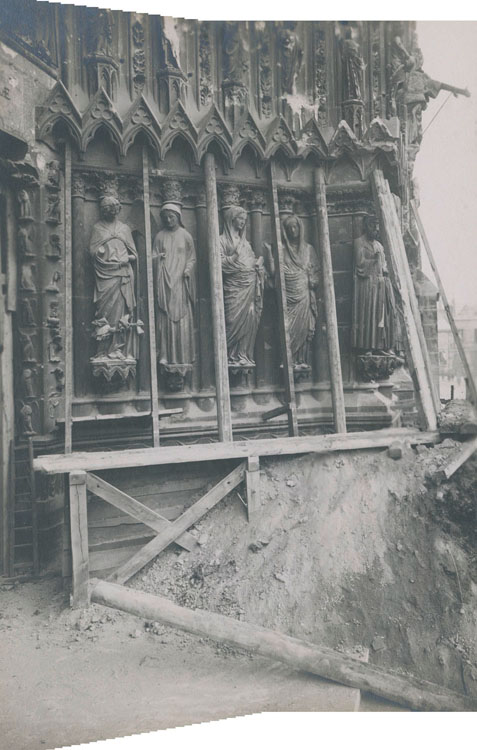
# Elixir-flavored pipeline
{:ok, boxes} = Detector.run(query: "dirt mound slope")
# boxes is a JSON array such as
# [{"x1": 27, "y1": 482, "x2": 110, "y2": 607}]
[{"x1": 133, "y1": 442, "x2": 477, "y2": 698}]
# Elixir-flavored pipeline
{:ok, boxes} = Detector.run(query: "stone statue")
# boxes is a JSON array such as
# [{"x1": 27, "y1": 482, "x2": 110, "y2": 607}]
[
  {"x1": 351, "y1": 215, "x2": 397, "y2": 354},
  {"x1": 21, "y1": 298, "x2": 36, "y2": 326},
  {"x1": 19, "y1": 403, "x2": 35, "y2": 436},
  {"x1": 341, "y1": 27, "x2": 364, "y2": 101},
  {"x1": 279, "y1": 24, "x2": 303, "y2": 95},
  {"x1": 46, "y1": 271, "x2": 61, "y2": 293},
  {"x1": 20, "y1": 264, "x2": 36, "y2": 291},
  {"x1": 17, "y1": 227, "x2": 34, "y2": 257},
  {"x1": 153, "y1": 203, "x2": 196, "y2": 382},
  {"x1": 22, "y1": 368, "x2": 35, "y2": 398},
  {"x1": 46, "y1": 160, "x2": 60, "y2": 189},
  {"x1": 220, "y1": 206, "x2": 265, "y2": 368},
  {"x1": 18, "y1": 189, "x2": 32, "y2": 219},
  {"x1": 20, "y1": 332, "x2": 36, "y2": 362},
  {"x1": 46, "y1": 193, "x2": 61, "y2": 224},
  {"x1": 89, "y1": 196, "x2": 141, "y2": 363},
  {"x1": 280, "y1": 214, "x2": 319, "y2": 370}
]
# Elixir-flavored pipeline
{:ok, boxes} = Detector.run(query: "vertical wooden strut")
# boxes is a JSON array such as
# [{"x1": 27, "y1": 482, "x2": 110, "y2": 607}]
[
  {"x1": 69, "y1": 470, "x2": 89, "y2": 608},
  {"x1": 372, "y1": 170, "x2": 438, "y2": 431},
  {"x1": 203, "y1": 152, "x2": 233, "y2": 442},
  {"x1": 142, "y1": 145, "x2": 160, "y2": 447},
  {"x1": 268, "y1": 161, "x2": 298, "y2": 437},
  {"x1": 411, "y1": 200, "x2": 477, "y2": 407},
  {"x1": 314, "y1": 167, "x2": 347, "y2": 434},
  {"x1": 64, "y1": 140, "x2": 73, "y2": 453}
]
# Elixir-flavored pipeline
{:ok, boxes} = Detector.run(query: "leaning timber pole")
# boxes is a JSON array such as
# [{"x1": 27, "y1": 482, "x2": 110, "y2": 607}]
[{"x1": 90, "y1": 579, "x2": 476, "y2": 712}]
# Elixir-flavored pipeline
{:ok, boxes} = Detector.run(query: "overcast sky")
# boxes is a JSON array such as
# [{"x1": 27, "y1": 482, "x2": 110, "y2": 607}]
[{"x1": 414, "y1": 21, "x2": 477, "y2": 310}]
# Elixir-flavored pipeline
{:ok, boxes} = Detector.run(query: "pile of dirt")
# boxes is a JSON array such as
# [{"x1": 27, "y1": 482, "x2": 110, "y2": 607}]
[{"x1": 132, "y1": 441, "x2": 477, "y2": 698}]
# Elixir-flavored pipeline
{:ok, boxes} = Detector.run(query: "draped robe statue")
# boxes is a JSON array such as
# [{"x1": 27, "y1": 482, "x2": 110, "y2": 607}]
[
  {"x1": 220, "y1": 206, "x2": 265, "y2": 367},
  {"x1": 281, "y1": 214, "x2": 319, "y2": 369},
  {"x1": 89, "y1": 197, "x2": 139, "y2": 361},
  {"x1": 152, "y1": 206, "x2": 196, "y2": 374},
  {"x1": 351, "y1": 216, "x2": 396, "y2": 353}
]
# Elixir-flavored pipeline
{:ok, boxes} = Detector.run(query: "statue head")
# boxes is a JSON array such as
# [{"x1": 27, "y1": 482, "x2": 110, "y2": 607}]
[
  {"x1": 100, "y1": 195, "x2": 121, "y2": 221},
  {"x1": 282, "y1": 214, "x2": 301, "y2": 243},
  {"x1": 161, "y1": 202, "x2": 182, "y2": 231},
  {"x1": 363, "y1": 215, "x2": 379, "y2": 240},
  {"x1": 223, "y1": 206, "x2": 247, "y2": 235}
]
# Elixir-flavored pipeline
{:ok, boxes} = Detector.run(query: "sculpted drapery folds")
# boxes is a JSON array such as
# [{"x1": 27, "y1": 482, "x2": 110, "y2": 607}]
[
  {"x1": 351, "y1": 215, "x2": 397, "y2": 353},
  {"x1": 281, "y1": 214, "x2": 319, "y2": 370},
  {"x1": 153, "y1": 204, "x2": 196, "y2": 376},
  {"x1": 220, "y1": 206, "x2": 265, "y2": 368},
  {"x1": 89, "y1": 196, "x2": 141, "y2": 363}
]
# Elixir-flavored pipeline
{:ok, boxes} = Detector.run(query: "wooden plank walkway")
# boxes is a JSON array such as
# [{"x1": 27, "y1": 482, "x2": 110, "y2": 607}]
[{"x1": 34, "y1": 428, "x2": 439, "y2": 474}]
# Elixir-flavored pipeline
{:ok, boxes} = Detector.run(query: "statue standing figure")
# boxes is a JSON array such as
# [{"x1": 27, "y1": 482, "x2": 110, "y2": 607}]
[
  {"x1": 341, "y1": 27, "x2": 364, "y2": 101},
  {"x1": 281, "y1": 214, "x2": 319, "y2": 370},
  {"x1": 220, "y1": 206, "x2": 264, "y2": 367},
  {"x1": 351, "y1": 215, "x2": 397, "y2": 354},
  {"x1": 153, "y1": 203, "x2": 196, "y2": 372},
  {"x1": 89, "y1": 196, "x2": 139, "y2": 361}
]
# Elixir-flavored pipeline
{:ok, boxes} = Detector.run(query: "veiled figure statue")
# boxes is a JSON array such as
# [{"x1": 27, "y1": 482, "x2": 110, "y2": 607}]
[
  {"x1": 220, "y1": 206, "x2": 265, "y2": 368},
  {"x1": 281, "y1": 214, "x2": 319, "y2": 370},
  {"x1": 153, "y1": 203, "x2": 196, "y2": 383},
  {"x1": 352, "y1": 215, "x2": 397, "y2": 354},
  {"x1": 89, "y1": 196, "x2": 140, "y2": 366}
]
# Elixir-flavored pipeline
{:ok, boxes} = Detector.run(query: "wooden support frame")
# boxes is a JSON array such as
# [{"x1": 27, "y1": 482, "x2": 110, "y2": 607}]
[
  {"x1": 85, "y1": 472, "x2": 197, "y2": 551},
  {"x1": 28, "y1": 437, "x2": 39, "y2": 576},
  {"x1": 69, "y1": 470, "x2": 89, "y2": 607},
  {"x1": 108, "y1": 462, "x2": 246, "y2": 584},
  {"x1": 314, "y1": 167, "x2": 347, "y2": 434},
  {"x1": 64, "y1": 140, "x2": 73, "y2": 453},
  {"x1": 204, "y1": 152, "x2": 233, "y2": 442},
  {"x1": 268, "y1": 161, "x2": 298, "y2": 436},
  {"x1": 34, "y1": 427, "x2": 439, "y2": 474},
  {"x1": 372, "y1": 170, "x2": 438, "y2": 431},
  {"x1": 142, "y1": 144, "x2": 160, "y2": 446},
  {"x1": 411, "y1": 200, "x2": 477, "y2": 407}
]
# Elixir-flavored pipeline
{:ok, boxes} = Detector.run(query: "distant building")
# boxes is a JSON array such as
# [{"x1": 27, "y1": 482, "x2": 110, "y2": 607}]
[{"x1": 438, "y1": 303, "x2": 477, "y2": 400}]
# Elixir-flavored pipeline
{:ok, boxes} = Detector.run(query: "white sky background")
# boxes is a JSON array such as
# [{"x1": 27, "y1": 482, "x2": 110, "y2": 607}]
[{"x1": 415, "y1": 21, "x2": 477, "y2": 310}]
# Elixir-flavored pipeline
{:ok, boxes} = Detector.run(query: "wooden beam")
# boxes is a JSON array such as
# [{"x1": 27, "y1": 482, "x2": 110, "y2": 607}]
[
  {"x1": 90, "y1": 579, "x2": 476, "y2": 711},
  {"x1": 108, "y1": 462, "x2": 246, "y2": 585},
  {"x1": 411, "y1": 200, "x2": 477, "y2": 407},
  {"x1": 203, "y1": 152, "x2": 233, "y2": 442},
  {"x1": 142, "y1": 145, "x2": 160, "y2": 447},
  {"x1": 435, "y1": 436, "x2": 477, "y2": 483},
  {"x1": 262, "y1": 404, "x2": 289, "y2": 421},
  {"x1": 64, "y1": 140, "x2": 73, "y2": 453},
  {"x1": 85, "y1": 472, "x2": 197, "y2": 552},
  {"x1": 245, "y1": 456, "x2": 260, "y2": 521},
  {"x1": 33, "y1": 427, "x2": 440, "y2": 474},
  {"x1": 372, "y1": 170, "x2": 438, "y2": 431},
  {"x1": 69, "y1": 470, "x2": 89, "y2": 607},
  {"x1": 269, "y1": 161, "x2": 298, "y2": 437},
  {"x1": 314, "y1": 167, "x2": 347, "y2": 434}
]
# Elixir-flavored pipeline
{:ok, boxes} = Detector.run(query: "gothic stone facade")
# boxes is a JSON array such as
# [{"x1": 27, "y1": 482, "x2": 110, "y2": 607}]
[{"x1": 0, "y1": 4, "x2": 444, "y2": 576}]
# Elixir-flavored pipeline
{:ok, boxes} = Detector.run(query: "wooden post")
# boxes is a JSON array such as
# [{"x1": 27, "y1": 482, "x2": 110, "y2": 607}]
[
  {"x1": 411, "y1": 200, "x2": 477, "y2": 407},
  {"x1": 69, "y1": 470, "x2": 89, "y2": 608},
  {"x1": 90, "y1": 579, "x2": 476, "y2": 712},
  {"x1": 268, "y1": 161, "x2": 298, "y2": 437},
  {"x1": 142, "y1": 145, "x2": 160, "y2": 447},
  {"x1": 435, "y1": 436, "x2": 477, "y2": 483},
  {"x1": 314, "y1": 167, "x2": 347, "y2": 434},
  {"x1": 245, "y1": 456, "x2": 260, "y2": 522},
  {"x1": 64, "y1": 140, "x2": 73, "y2": 453},
  {"x1": 372, "y1": 170, "x2": 438, "y2": 431},
  {"x1": 203, "y1": 152, "x2": 232, "y2": 442}
]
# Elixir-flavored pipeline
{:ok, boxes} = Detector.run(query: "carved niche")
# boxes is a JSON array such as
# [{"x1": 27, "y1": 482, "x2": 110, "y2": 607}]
[
  {"x1": 338, "y1": 23, "x2": 365, "y2": 138},
  {"x1": 84, "y1": 7, "x2": 119, "y2": 100},
  {"x1": 222, "y1": 21, "x2": 249, "y2": 128},
  {"x1": 278, "y1": 23, "x2": 303, "y2": 97},
  {"x1": 157, "y1": 17, "x2": 187, "y2": 113}
]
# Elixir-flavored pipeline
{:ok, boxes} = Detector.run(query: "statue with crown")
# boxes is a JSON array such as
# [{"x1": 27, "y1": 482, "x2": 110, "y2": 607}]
[{"x1": 152, "y1": 181, "x2": 196, "y2": 392}]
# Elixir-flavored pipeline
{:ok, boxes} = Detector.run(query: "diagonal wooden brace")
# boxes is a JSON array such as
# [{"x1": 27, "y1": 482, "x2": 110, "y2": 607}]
[
  {"x1": 108, "y1": 462, "x2": 246, "y2": 585},
  {"x1": 85, "y1": 472, "x2": 197, "y2": 552}
]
